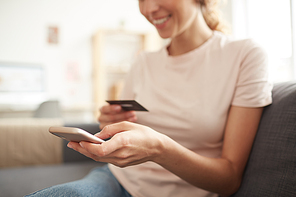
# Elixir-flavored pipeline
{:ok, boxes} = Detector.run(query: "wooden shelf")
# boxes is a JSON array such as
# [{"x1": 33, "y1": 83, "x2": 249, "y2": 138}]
[{"x1": 92, "y1": 29, "x2": 162, "y2": 118}]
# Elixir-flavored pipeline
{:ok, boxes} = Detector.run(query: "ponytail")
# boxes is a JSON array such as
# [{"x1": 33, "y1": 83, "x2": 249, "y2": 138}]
[{"x1": 198, "y1": 0, "x2": 230, "y2": 34}]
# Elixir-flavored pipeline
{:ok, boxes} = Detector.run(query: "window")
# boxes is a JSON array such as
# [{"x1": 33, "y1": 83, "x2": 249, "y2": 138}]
[{"x1": 231, "y1": 0, "x2": 294, "y2": 82}]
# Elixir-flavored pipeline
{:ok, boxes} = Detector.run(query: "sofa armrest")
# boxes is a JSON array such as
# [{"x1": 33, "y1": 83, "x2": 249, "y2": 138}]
[
  {"x1": 63, "y1": 123, "x2": 101, "y2": 163},
  {"x1": 0, "y1": 118, "x2": 64, "y2": 168}
]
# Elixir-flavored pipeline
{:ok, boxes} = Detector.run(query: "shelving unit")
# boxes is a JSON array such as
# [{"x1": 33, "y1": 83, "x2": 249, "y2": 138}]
[{"x1": 92, "y1": 29, "x2": 162, "y2": 118}]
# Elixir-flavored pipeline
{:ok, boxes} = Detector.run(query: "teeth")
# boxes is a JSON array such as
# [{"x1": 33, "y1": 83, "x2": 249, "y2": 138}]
[{"x1": 152, "y1": 15, "x2": 170, "y2": 25}]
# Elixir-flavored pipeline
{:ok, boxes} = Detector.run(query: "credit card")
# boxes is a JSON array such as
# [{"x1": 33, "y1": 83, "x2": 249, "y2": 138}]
[{"x1": 106, "y1": 100, "x2": 148, "y2": 111}]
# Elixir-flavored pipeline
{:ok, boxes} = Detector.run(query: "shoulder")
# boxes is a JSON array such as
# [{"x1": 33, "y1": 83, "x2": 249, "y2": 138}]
[
  {"x1": 209, "y1": 31, "x2": 268, "y2": 68},
  {"x1": 213, "y1": 31, "x2": 267, "y2": 57}
]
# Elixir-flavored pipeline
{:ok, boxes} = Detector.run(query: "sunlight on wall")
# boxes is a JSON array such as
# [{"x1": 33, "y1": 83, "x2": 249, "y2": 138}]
[{"x1": 231, "y1": 0, "x2": 294, "y2": 83}]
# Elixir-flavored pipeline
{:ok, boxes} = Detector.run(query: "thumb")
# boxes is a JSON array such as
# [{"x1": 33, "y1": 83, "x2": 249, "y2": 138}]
[{"x1": 95, "y1": 121, "x2": 135, "y2": 140}]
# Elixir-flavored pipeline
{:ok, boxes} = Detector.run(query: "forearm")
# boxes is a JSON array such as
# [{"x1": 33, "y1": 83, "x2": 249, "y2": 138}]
[{"x1": 153, "y1": 136, "x2": 241, "y2": 196}]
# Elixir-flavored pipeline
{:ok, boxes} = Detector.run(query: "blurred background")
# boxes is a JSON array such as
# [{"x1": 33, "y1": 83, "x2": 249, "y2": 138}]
[{"x1": 0, "y1": 0, "x2": 295, "y2": 123}]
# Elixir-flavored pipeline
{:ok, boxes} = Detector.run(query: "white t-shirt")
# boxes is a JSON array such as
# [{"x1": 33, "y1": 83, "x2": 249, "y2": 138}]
[{"x1": 108, "y1": 31, "x2": 273, "y2": 197}]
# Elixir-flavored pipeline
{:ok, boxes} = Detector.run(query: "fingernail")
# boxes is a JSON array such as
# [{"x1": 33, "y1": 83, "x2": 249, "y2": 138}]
[
  {"x1": 67, "y1": 143, "x2": 73, "y2": 148},
  {"x1": 127, "y1": 112, "x2": 135, "y2": 117},
  {"x1": 79, "y1": 142, "x2": 84, "y2": 148},
  {"x1": 114, "y1": 105, "x2": 121, "y2": 111}
]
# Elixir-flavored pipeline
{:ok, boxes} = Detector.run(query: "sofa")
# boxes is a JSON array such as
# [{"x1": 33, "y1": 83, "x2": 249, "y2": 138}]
[
  {"x1": 0, "y1": 81, "x2": 295, "y2": 197},
  {"x1": 0, "y1": 121, "x2": 104, "y2": 197},
  {"x1": 231, "y1": 81, "x2": 296, "y2": 197}
]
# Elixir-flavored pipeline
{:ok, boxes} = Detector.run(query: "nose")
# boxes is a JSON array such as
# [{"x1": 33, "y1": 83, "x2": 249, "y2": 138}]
[{"x1": 139, "y1": 0, "x2": 160, "y2": 16}]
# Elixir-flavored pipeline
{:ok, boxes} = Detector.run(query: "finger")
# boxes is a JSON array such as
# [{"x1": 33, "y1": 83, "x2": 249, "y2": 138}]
[
  {"x1": 97, "y1": 111, "x2": 137, "y2": 138},
  {"x1": 100, "y1": 104, "x2": 122, "y2": 114},
  {"x1": 68, "y1": 141, "x2": 98, "y2": 159},
  {"x1": 79, "y1": 138, "x2": 150, "y2": 167},
  {"x1": 78, "y1": 141, "x2": 126, "y2": 164},
  {"x1": 98, "y1": 114, "x2": 127, "y2": 130},
  {"x1": 79, "y1": 141, "x2": 107, "y2": 157},
  {"x1": 114, "y1": 157, "x2": 149, "y2": 168},
  {"x1": 98, "y1": 111, "x2": 135, "y2": 125},
  {"x1": 82, "y1": 131, "x2": 129, "y2": 157},
  {"x1": 96, "y1": 121, "x2": 136, "y2": 140},
  {"x1": 100, "y1": 148, "x2": 150, "y2": 168},
  {"x1": 127, "y1": 115, "x2": 137, "y2": 123}
]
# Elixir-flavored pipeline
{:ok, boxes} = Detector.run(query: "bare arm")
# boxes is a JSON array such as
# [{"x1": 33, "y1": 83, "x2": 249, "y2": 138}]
[{"x1": 153, "y1": 106, "x2": 263, "y2": 196}]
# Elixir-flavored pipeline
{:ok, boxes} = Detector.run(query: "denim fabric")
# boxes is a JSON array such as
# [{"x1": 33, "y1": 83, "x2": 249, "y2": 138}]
[{"x1": 25, "y1": 165, "x2": 132, "y2": 197}]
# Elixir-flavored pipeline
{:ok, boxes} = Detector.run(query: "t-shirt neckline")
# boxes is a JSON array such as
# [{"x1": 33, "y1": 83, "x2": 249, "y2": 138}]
[{"x1": 163, "y1": 31, "x2": 219, "y2": 64}]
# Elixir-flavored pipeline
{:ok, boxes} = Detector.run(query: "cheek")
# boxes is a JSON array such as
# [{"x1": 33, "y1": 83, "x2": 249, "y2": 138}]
[
  {"x1": 139, "y1": 6, "x2": 150, "y2": 24},
  {"x1": 138, "y1": 3, "x2": 146, "y2": 17},
  {"x1": 139, "y1": 6, "x2": 144, "y2": 16}
]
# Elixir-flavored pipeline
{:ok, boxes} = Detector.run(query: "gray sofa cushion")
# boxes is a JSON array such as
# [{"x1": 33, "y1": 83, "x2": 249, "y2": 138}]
[{"x1": 232, "y1": 81, "x2": 296, "y2": 196}]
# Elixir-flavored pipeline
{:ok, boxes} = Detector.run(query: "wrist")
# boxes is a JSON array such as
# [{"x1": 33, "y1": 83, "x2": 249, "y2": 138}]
[{"x1": 151, "y1": 133, "x2": 174, "y2": 165}]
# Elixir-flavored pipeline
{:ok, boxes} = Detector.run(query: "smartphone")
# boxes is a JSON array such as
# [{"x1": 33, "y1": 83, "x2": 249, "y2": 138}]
[{"x1": 49, "y1": 126, "x2": 105, "y2": 144}]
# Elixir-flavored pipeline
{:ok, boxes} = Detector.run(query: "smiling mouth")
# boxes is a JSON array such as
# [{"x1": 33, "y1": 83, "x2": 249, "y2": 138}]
[{"x1": 152, "y1": 14, "x2": 172, "y2": 25}]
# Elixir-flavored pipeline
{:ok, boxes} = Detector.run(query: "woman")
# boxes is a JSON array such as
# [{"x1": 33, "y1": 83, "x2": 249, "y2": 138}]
[{"x1": 27, "y1": 0, "x2": 272, "y2": 196}]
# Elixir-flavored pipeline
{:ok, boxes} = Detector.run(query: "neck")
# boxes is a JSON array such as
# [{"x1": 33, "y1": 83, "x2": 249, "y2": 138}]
[{"x1": 168, "y1": 9, "x2": 213, "y2": 56}]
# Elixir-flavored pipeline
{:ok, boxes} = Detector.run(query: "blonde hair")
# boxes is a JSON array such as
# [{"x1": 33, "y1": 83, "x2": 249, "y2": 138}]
[{"x1": 198, "y1": 0, "x2": 230, "y2": 34}]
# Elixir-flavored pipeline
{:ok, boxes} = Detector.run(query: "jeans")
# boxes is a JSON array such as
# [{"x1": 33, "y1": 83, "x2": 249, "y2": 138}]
[{"x1": 25, "y1": 165, "x2": 132, "y2": 197}]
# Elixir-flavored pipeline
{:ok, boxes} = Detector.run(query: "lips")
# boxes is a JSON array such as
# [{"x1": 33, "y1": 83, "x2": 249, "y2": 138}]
[{"x1": 151, "y1": 14, "x2": 172, "y2": 27}]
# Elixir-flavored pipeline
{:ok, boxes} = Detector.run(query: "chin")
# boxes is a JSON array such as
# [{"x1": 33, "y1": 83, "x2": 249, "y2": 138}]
[{"x1": 157, "y1": 31, "x2": 172, "y2": 39}]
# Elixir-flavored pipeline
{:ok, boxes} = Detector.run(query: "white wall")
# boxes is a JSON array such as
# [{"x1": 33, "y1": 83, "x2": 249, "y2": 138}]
[{"x1": 0, "y1": 0, "x2": 153, "y2": 111}]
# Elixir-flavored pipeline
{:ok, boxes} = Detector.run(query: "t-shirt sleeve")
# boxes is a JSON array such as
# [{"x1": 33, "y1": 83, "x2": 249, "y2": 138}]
[{"x1": 232, "y1": 40, "x2": 273, "y2": 107}]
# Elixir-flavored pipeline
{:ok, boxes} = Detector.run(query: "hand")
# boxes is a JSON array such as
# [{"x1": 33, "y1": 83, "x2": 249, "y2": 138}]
[
  {"x1": 98, "y1": 104, "x2": 137, "y2": 129},
  {"x1": 67, "y1": 121, "x2": 166, "y2": 168}
]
